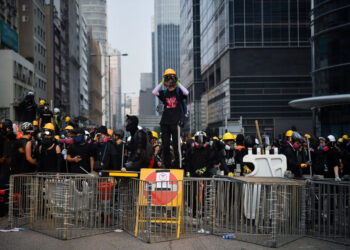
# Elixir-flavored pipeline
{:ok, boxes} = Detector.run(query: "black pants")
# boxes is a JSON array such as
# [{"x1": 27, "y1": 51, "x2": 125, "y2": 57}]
[{"x1": 161, "y1": 124, "x2": 180, "y2": 169}]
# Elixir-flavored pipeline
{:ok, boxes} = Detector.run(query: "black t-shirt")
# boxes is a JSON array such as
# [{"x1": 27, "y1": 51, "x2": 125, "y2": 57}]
[
  {"x1": 67, "y1": 143, "x2": 93, "y2": 173},
  {"x1": 40, "y1": 110, "x2": 53, "y2": 125},
  {"x1": 158, "y1": 88, "x2": 185, "y2": 125}
]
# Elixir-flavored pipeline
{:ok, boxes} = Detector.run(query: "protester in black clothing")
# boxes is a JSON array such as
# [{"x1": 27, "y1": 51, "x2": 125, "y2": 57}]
[
  {"x1": 20, "y1": 122, "x2": 37, "y2": 173},
  {"x1": 92, "y1": 126, "x2": 116, "y2": 171},
  {"x1": 281, "y1": 131, "x2": 304, "y2": 178},
  {"x1": 152, "y1": 68, "x2": 189, "y2": 169},
  {"x1": 67, "y1": 128, "x2": 94, "y2": 174},
  {"x1": 39, "y1": 103, "x2": 53, "y2": 128},
  {"x1": 38, "y1": 129, "x2": 61, "y2": 173},
  {"x1": 113, "y1": 129, "x2": 125, "y2": 170},
  {"x1": 312, "y1": 137, "x2": 328, "y2": 176},
  {"x1": 19, "y1": 92, "x2": 37, "y2": 123},
  {"x1": 325, "y1": 135, "x2": 341, "y2": 181},
  {"x1": 235, "y1": 134, "x2": 248, "y2": 174}
]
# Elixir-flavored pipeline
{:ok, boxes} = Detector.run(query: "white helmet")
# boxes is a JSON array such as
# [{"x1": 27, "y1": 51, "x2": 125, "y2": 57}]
[
  {"x1": 327, "y1": 135, "x2": 336, "y2": 142},
  {"x1": 53, "y1": 107, "x2": 60, "y2": 113}
]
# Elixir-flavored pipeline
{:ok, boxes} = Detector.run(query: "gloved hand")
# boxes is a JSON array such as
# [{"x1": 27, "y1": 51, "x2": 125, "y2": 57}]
[
  {"x1": 176, "y1": 81, "x2": 180, "y2": 86},
  {"x1": 335, "y1": 175, "x2": 341, "y2": 182},
  {"x1": 300, "y1": 163, "x2": 307, "y2": 168},
  {"x1": 186, "y1": 172, "x2": 191, "y2": 177}
]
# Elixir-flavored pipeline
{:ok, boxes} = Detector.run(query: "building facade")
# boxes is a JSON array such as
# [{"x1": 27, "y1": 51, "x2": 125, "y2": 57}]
[
  {"x1": 79, "y1": 13, "x2": 89, "y2": 119},
  {"x1": 154, "y1": 0, "x2": 181, "y2": 86},
  {"x1": 18, "y1": 0, "x2": 47, "y2": 103},
  {"x1": 139, "y1": 72, "x2": 153, "y2": 116},
  {"x1": 180, "y1": 0, "x2": 202, "y2": 134},
  {"x1": 88, "y1": 31, "x2": 102, "y2": 126},
  {"x1": 290, "y1": 0, "x2": 350, "y2": 136},
  {"x1": 0, "y1": 50, "x2": 34, "y2": 121},
  {"x1": 200, "y1": 0, "x2": 312, "y2": 138},
  {"x1": 109, "y1": 48, "x2": 121, "y2": 130},
  {"x1": 80, "y1": 0, "x2": 109, "y2": 126}
]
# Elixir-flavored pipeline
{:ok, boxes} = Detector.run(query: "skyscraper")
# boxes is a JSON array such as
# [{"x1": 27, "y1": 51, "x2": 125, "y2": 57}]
[
  {"x1": 139, "y1": 72, "x2": 153, "y2": 116},
  {"x1": 109, "y1": 48, "x2": 122, "y2": 130},
  {"x1": 290, "y1": 0, "x2": 350, "y2": 136},
  {"x1": 154, "y1": 0, "x2": 180, "y2": 86},
  {"x1": 18, "y1": 0, "x2": 47, "y2": 103},
  {"x1": 80, "y1": 0, "x2": 109, "y2": 126},
  {"x1": 180, "y1": 0, "x2": 202, "y2": 134},
  {"x1": 200, "y1": 0, "x2": 312, "y2": 138}
]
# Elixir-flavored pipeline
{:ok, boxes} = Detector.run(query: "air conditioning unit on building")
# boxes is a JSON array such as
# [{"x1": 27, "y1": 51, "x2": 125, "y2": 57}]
[
  {"x1": 22, "y1": 4, "x2": 27, "y2": 11},
  {"x1": 22, "y1": 16, "x2": 28, "y2": 23}
]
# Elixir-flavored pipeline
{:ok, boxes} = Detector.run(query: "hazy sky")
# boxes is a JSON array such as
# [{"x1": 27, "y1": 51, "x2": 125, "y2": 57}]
[{"x1": 107, "y1": 0, "x2": 154, "y2": 97}]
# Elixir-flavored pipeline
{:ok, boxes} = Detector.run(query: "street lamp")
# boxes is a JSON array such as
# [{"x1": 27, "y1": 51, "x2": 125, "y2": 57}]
[{"x1": 90, "y1": 52, "x2": 128, "y2": 128}]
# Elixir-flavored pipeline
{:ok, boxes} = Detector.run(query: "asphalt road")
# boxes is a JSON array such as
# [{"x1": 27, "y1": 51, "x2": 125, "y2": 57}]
[{"x1": 0, "y1": 217, "x2": 349, "y2": 250}]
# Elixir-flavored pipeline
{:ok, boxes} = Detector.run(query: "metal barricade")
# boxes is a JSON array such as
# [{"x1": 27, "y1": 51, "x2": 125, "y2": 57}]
[
  {"x1": 9, "y1": 173, "x2": 118, "y2": 239},
  {"x1": 306, "y1": 179, "x2": 350, "y2": 246}
]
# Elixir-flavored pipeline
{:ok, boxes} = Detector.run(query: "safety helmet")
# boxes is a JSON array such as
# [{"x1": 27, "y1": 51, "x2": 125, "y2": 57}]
[
  {"x1": 39, "y1": 100, "x2": 45, "y2": 106},
  {"x1": 213, "y1": 136, "x2": 219, "y2": 141},
  {"x1": 64, "y1": 125, "x2": 74, "y2": 130},
  {"x1": 194, "y1": 131, "x2": 207, "y2": 144},
  {"x1": 27, "y1": 91, "x2": 34, "y2": 96},
  {"x1": 65, "y1": 116, "x2": 71, "y2": 122},
  {"x1": 54, "y1": 135, "x2": 59, "y2": 141},
  {"x1": 21, "y1": 122, "x2": 34, "y2": 132},
  {"x1": 285, "y1": 130, "x2": 294, "y2": 137},
  {"x1": 338, "y1": 138, "x2": 344, "y2": 143},
  {"x1": 43, "y1": 123, "x2": 55, "y2": 131},
  {"x1": 53, "y1": 108, "x2": 60, "y2": 114},
  {"x1": 327, "y1": 135, "x2": 336, "y2": 142},
  {"x1": 318, "y1": 136, "x2": 326, "y2": 142},
  {"x1": 152, "y1": 131, "x2": 158, "y2": 139},
  {"x1": 33, "y1": 120, "x2": 39, "y2": 126},
  {"x1": 222, "y1": 133, "x2": 234, "y2": 141},
  {"x1": 163, "y1": 68, "x2": 176, "y2": 77},
  {"x1": 107, "y1": 129, "x2": 114, "y2": 136},
  {"x1": 232, "y1": 134, "x2": 237, "y2": 140},
  {"x1": 304, "y1": 134, "x2": 311, "y2": 139},
  {"x1": 342, "y1": 134, "x2": 349, "y2": 140}
]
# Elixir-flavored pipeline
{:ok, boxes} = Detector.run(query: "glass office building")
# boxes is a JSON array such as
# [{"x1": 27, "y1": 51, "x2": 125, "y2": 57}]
[
  {"x1": 154, "y1": 0, "x2": 180, "y2": 85},
  {"x1": 200, "y1": 0, "x2": 312, "y2": 138},
  {"x1": 290, "y1": 0, "x2": 350, "y2": 136},
  {"x1": 180, "y1": 0, "x2": 202, "y2": 134}
]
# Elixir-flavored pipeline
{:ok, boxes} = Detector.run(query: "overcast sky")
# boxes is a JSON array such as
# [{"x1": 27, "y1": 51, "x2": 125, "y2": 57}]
[{"x1": 107, "y1": 0, "x2": 154, "y2": 97}]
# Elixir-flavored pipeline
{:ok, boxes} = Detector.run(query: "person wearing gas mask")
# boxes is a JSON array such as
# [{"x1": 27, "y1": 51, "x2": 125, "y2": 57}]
[
  {"x1": 312, "y1": 137, "x2": 328, "y2": 178},
  {"x1": 281, "y1": 131, "x2": 304, "y2": 178},
  {"x1": 122, "y1": 115, "x2": 153, "y2": 171},
  {"x1": 67, "y1": 128, "x2": 94, "y2": 174},
  {"x1": 208, "y1": 136, "x2": 228, "y2": 175},
  {"x1": 19, "y1": 92, "x2": 37, "y2": 123},
  {"x1": 38, "y1": 125, "x2": 62, "y2": 173},
  {"x1": 39, "y1": 103, "x2": 53, "y2": 128},
  {"x1": 222, "y1": 132, "x2": 236, "y2": 174},
  {"x1": 92, "y1": 126, "x2": 116, "y2": 171},
  {"x1": 152, "y1": 68, "x2": 189, "y2": 169},
  {"x1": 325, "y1": 135, "x2": 341, "y2": 181},
  {"x1": 20, "y1": 122, "x2": 37, "y2": 173},
  {"x1": 185, "y1": 131, "x2": 211, "y2": 177}
]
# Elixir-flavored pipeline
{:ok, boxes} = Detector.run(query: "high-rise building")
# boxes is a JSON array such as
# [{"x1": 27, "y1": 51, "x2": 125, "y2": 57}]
[
  {"x1": 88, "y1": 30, "x2": 103, "y2": 126},
  {"x1": 154, "y1": 0, "x2": 180, "y2": 86},
  {"x1": 180, "y1": 0, "x2": 201, "y2": 134},
  {"x1": 79, "y1": 13, "x2": 89, "y2": 119},
  {"x1": 200, "y1": 0, "x2": 312, "y2": 138},
  {"x1": 80, "y1": 0, "x2": 109, "y2": 126},
  {"x1": 139, "y1": 72, "x2": 153, "y2": 116},
  {"x1": 290, "y1": 0, "x2": 350, "y2": 136},
  {"x1": 18, "y1": 0, "x2": 47, "y2": 103},
  {"x1": 151, "y1": 16, "x2": 156, "y2": 115},
  {"x1": 109, "y1": 48, "x2": 122, "y2": 130}
]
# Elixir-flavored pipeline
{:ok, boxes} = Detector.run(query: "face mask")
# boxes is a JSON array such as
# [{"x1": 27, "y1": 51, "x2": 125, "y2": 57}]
[
  {"x1": 323, "y1": 146, "x2": 329, "y2": 152},
  {"x1": 74, "y1": 135, "x2": 85, "y2": 144},
  {"x1": 42, "y1": 138, "x2": 53, "y2": 147},
  {"x1": 225, "y1": 145, "x2": 231, "y2": 151},
  {"x1": 293, "y1": 143, "x2": 299, "y2": 149}
]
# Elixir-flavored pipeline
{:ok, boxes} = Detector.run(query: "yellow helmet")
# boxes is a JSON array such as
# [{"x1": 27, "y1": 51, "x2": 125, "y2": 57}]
[
  {"x1": 65, "y1": 116, "x2": 71, "y2": 122},
  {"x1": 342, "y1": 134, "x2": 349, "y2": 140},
  {"x1": 232, "y1": 134, "x2": 237, "y2": 140},
  {"x1": 213, "y1": 136, "x2": 219, "y2": 141},
  {"x1": 39, "y1": 100, "x2": 45, "y2": 106},
  {"x1": 107, "y1": 129, "x2": 114, "y2": 136},
  {"x1": 33, "y1": 120, "x2": 38, "y2": 126},
  {"x1": 304, "y1": 134, "x2": 311, "y2": 139},
  {"x1": 338, "y1": 138, "x2": 344, "y2": 143},
  {"x1": 163, "y1": 68, "x2": 176, "y2": 77},
  {"x1": 43, "y1": 123, "x2": 55, "y2": 131},
  {"x1": 222, "y1": 133, "x2": 234, "y2": 141},
  {"x1": 64, "y1": 125, "x2": 74, "y2": 130},
  {"x1": 54, "y1": 135, "x2": 60, "y2": 141},
  {"x1": 152, "y1": 131, "x2": 158, "y2": 139},
  {"x1": 285, "y1": 130, "x2": 294, "y2": 137}
]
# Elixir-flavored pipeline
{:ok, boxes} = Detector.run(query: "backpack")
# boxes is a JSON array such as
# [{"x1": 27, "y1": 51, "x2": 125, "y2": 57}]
[
  {"x1": 164, "y1": 87, "x2": 188, "y2": 123},
  {"x1": 134, "y1": 128, "x2": 154, "y2": 163}
]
